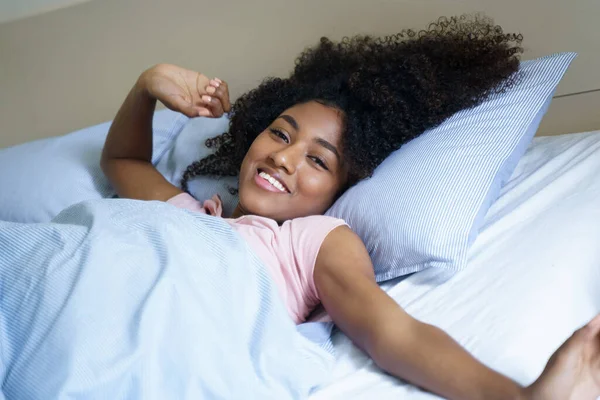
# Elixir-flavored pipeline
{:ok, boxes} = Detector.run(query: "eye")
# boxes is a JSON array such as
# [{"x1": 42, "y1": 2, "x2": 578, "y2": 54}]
[
  {"x1": 269, "y1": 128, "x2": 289, "y2": 143},
  {"x1": 309, "y1": 156, "x2": 329, "y2": 171}
]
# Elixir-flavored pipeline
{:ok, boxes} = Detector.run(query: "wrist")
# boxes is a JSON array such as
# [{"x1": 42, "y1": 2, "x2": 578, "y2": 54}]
[{"x1": 135, "y1": 68, "x2": 155, "y2": 100}]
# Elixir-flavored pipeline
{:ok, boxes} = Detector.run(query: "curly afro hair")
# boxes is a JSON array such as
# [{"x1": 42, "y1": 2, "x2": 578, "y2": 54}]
[{"x1": 181, "y1": 14, "x2": 524, "y2": 194}]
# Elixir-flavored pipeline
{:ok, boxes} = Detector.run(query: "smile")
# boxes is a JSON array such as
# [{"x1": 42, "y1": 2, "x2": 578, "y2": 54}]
[{"x1": 254, "y1": 170, "x2": 289, "y2": 193}]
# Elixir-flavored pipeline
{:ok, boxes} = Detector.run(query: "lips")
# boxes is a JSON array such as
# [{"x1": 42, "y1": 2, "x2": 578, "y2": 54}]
[{"x1": 255, "y1": 168, "x2": 290, "y2": 193}]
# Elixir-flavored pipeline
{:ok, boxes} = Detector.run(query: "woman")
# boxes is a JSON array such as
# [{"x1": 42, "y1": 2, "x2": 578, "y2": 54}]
[{"x1": 101, "y1": 15, "x2": 600, "y2": 400}]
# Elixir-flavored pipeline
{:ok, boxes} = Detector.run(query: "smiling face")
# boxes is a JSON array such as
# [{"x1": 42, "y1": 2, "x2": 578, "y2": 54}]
[{"x1": 234, "y1": 101, "x2": 349, "y2": 222}]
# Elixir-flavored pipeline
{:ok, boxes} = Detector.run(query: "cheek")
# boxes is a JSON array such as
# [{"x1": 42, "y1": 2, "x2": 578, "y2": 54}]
[
  {"x1": 244, "y1": 136, "x2": 271, "y2": 163},
  {"x1": 240, "y1": 142, "x2": 264, "y2": 176},
  {"x1": 238, "y1": 155, "x2": 250, "y2": 179},
  {"x1": 297, "y1": 172, "x2": 338, "y2": 201}
]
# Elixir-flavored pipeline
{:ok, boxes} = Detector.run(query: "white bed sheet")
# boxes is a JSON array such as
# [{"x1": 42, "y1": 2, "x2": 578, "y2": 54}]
[{"x1": 311, "y1": 130, "x2": 600, "y2": 399}]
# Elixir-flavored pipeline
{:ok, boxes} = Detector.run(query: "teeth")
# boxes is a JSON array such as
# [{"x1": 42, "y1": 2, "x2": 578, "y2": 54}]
[{"x1": 259, "y1": 171, "x2": 287, "y2": 192}]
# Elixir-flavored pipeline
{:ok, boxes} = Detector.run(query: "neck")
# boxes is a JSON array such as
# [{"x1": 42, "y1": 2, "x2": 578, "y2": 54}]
[{"x1": 231, "y1": 203, "x2": 245, "y2": 219}]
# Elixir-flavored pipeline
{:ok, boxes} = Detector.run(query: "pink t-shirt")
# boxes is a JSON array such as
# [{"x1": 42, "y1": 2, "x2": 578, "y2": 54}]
[{"x1": 167, "y1": 193, "x2": 347, "y2": 324}]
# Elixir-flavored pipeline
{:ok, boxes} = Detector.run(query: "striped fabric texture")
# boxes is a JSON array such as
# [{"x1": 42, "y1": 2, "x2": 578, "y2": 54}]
[
  {"x1": 0, "y1": 109, "x2": 188, "y2": 223},
  {"x1": 0, "y1": 200, "x2": 332, "y2": 399},
  {"x1": 326, "y1": 52, "x2": 577, "y2": 281}
]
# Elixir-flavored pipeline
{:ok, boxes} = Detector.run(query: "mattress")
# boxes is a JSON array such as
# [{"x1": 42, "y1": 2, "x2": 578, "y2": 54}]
[{"x1": 311, "y1": 130, "x2": 600, "y2": 399}]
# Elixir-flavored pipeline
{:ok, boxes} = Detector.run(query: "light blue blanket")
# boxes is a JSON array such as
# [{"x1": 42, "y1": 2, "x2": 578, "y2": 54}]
[{"x1": 0, "y1": 200, "x2": 332, "y2": 399}]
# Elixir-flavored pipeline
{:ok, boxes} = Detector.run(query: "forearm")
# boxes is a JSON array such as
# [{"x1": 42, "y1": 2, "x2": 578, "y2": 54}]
[
  {"x1": 101, "y1": 75, "x2": 156, "y2": 168},
  {"x1": 371, "y1": 319, "x2": 525, "y2": 400}
]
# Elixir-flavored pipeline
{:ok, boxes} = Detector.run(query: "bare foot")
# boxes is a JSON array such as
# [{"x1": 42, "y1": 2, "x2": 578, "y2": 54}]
[{"x1": 525, "y1": 314, "x2": 600, "y2": 400}]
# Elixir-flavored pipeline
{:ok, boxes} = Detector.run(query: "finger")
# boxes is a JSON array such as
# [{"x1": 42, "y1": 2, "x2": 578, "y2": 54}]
[
  {"x1": 206, "y1": 79, "x2": 231, "y2": 113},
  {"x1": 201, "y1": 94, "x2": 224, "y2": 118},
  {"x1": 195, "y1": 107, "x2": 212, "y2": 117},
  {"x1": 170, "y1": 95, "x2": 202, "y2": 118},
  {"x1": 194, "y1": 72, "x2": 210, "y2": 97},
  {"x1": 215, "y1": 79, "x2": 231, "y2": 113},
  {"x1": 206, "y1": 85, "x2": 217, "y2": 95}
]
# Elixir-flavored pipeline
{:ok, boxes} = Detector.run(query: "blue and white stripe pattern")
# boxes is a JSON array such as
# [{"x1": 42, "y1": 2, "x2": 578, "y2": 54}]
[
  {"x1": 0, "y1": 199, "x2": 332, "y2": 399},
  {"x1": 326, "y1": 52, "x2": 577, "y2": 282},
  {"x1": 0, "y1": 108, "x2": 188, "y2": 224},
  {"x1": 155, "y1": 115, "x2": 240, "y2": 217}
]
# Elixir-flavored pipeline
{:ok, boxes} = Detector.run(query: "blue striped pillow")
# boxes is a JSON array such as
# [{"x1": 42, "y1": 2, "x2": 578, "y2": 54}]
[
  {"x1": 325, "y1": 52, "x2": 577, "y2": 281},
  {"x1": 0, "y1": 109, "x2": 187, "y2": 223}
]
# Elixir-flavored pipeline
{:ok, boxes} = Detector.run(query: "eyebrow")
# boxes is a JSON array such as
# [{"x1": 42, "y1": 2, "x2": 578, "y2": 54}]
[
  {"x1": 315, "y1": 138, "x2": 341, "y2": 161},
  {"x1": 276, "y1": 114, "x2": 341, "y2": 161},
  {"x1": 278, "y1": 114, "x2": 299, "y2": 131}
]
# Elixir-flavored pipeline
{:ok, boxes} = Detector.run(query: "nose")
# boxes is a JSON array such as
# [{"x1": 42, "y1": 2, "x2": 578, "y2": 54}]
[{"x1": 268, "y1": 145, "x2": 302, "y2": 175}]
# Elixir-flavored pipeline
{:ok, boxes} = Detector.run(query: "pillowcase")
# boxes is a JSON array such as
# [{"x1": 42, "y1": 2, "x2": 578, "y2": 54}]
[
  {"x1": 163, "y1": 52, "x2": 576, "y2": 282},
  {"x1": 155, "y1": 115, "x2": 239, "y2": 216},
  {"x1": 0, "y1": 109, "x2": 188, "y2": 223},
  {"x1": 325, "y1": 52, "x2": 576, "y2": 281}
]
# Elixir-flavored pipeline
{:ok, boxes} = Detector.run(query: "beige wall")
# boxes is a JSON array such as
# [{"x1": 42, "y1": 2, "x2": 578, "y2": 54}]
[
  {"x1": 0, "y1": 0, "x2": 95, "y2": 24},
  {"x1": 1, "y1": 0, "x2": 599, "y2": 149},
  {"x1": 538, "y1": 91, "x2": 600, "y2": 136}
]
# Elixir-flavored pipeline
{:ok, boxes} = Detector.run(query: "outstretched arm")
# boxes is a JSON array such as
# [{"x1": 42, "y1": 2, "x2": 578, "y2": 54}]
[
  {"x1": 314, "y1": 226, "x2": 600, "y2": 400},
  {"x1": 314, "y1": 226, "x2": 523, "y2": 400},
  {"x1": 100, "y1": 64, "x2": 230, "y2": 201}
]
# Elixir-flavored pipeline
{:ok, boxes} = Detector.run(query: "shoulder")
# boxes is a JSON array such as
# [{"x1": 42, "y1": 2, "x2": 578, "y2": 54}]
[
  {"x1": 282, "y1": 215, "x2": 348, "y2": 261},
  {"x1": 316, "y1": 225, "x2": 370, "y2": 263},
  {"x1": 318, "y1": 224, "x2": 362, "y2": 251},
  {"x1": 315, "y1": 224, "x2": 375, "y2": 282}
]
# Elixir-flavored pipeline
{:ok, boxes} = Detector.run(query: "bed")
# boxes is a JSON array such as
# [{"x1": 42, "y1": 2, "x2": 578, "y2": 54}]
[
  {"x1": 1, "y1": 128, "x2": 599, "y2": 398},
  {"x1": 1, "y1": 58, "x2": 599, "y2": 398},
  {"x1": 311, "y1": 129, "x2": 600, "y2": 399}
]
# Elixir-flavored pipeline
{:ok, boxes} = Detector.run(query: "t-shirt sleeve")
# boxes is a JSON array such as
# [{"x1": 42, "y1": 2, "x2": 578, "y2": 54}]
[{"x1": 288, "y1": 216, "x2": 348, "y2": 305}]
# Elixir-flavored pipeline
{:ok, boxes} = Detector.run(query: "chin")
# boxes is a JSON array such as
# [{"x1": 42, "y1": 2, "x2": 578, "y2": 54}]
[{"x1": 238, "y1": 195, "x2": 278, "y2": 219}]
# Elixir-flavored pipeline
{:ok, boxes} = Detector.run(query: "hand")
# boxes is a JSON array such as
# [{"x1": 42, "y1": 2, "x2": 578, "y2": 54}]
[
  {"x1": 140, "y1": 63, "x2": 231, "y2": 118},
  {"x1": 524, "y1": 314, "x2": 600, "y2": 400}
]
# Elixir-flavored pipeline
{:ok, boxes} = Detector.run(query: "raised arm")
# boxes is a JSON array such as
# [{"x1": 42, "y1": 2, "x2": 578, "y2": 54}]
[
  {"x1": 314, "y1": 226, "x2": 600, "y2": 400},
  {"x1": 100, "y1": 64, "x2": 230, "y2": 201}
]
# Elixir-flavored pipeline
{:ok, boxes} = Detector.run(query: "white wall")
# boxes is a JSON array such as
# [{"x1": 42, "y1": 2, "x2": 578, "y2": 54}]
[{"x1": 0, "y1": 0, "x2": 599, "y2": 148}]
